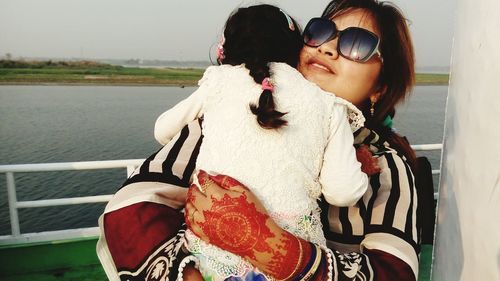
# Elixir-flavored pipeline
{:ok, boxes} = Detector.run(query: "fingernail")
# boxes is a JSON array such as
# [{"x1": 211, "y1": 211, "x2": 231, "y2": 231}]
[
  {"x1": 197, "y1": 170, "x2": 209, "y2": 186},
  {"x1": 208, "y1": 174, "x2": 227, "y2": 189},
  {"x1": 198, "y1": 169, "x2": 208, "y2": 178},
  {"x1": 208, "y1": 174, "x2": 246, "y2": 190}
]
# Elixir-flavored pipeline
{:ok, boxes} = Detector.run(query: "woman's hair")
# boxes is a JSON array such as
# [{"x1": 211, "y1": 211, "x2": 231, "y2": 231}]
[
  {"x1": 322, "y1": 0, "x2": 417, "y2": 168},
  {"x1": 220, "y1": 4, "x2": 303, "y2": 129}
]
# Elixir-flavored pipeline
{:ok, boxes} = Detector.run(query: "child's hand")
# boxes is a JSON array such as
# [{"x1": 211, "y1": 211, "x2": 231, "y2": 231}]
[{"x1": 356, "y1": 144, "x2": 381, "y2": 176}]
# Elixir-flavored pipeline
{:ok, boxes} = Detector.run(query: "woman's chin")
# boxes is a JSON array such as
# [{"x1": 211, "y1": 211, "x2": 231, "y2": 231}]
[{"x1": 306, "y1": 73, "x2": 337, "y2": 93}]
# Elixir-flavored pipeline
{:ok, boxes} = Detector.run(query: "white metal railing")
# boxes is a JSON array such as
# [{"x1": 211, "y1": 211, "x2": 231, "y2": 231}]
[
  {"x1": 411, "y1": 144, "x2": 443, "y2": 176},
  {"x1": 0, "y1": 143, "x2": 442, "y2": 244},
  {"x1": 0, "y1": 159, "x2": 144, "y2": 244}
]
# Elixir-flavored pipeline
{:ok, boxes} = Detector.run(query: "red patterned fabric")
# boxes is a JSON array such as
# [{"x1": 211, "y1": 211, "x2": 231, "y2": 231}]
[
  {"x1": 365, "y1": 249, "x2": 415, "y2": 281},
  {"x1": 104, "y1": 202, "x2": 183, "y2": 270}
]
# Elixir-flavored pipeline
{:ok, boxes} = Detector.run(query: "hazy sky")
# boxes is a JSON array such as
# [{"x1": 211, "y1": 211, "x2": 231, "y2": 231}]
[{"x1": 0, "y1": 0, "x2": 456, "y2": 68}]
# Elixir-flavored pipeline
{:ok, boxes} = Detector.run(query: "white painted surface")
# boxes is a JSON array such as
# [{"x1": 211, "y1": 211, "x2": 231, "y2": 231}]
[
  {"x1": 432, "y1": 0, "x2": 500, "y2": 280},
  {"x1": 0, "y1": 227, "x2": 100, "y2": 245}
]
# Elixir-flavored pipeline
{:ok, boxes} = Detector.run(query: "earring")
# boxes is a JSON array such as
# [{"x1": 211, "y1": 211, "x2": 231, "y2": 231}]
[{"x1": 370, "y1": 101, "x2": 375, "y2": 117}]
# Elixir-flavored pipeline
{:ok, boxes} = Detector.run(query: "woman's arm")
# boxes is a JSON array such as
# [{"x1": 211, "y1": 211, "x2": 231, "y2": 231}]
[
  {"x1": 97, "y1": 120, "x2": 204, "y2": 281},
  {"x1": 186, "y1": 173, "x2": 332, "y2": 280},
  {"x1": 358, "y1": 151, "x2": 420, "y2": 279},
  {"x1": 186, "y1": 169, "x2": 418, "y2": 281},
  {"x1": 319, "y1": 149, "x2": 420, "y2": 281},
  {"x1": 186, "y1": 171, "x2": 318, "y2": 279}
]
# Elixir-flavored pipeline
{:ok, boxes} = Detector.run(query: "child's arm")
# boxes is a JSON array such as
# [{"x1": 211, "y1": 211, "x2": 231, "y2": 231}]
[
  {"x1": 154, "y1": 89, "x2": 204, "y2": 145},
  {"x1": 319, "y1": 106, "x2": 368, "y2": 206}
]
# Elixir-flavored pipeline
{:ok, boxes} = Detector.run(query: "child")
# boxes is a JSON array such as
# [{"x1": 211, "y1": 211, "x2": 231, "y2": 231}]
[{"x1": 154, "y1": 4, "x2": 368, "y2": 280}]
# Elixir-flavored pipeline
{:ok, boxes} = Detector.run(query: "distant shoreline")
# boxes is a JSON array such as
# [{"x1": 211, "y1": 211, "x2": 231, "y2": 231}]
[
  {"x1": 0, "y1": 81, "x2": 199, "y2": 87},
  {"x1": 0, "y1": 65, "x2": 449, "y2": 86},
  {"x1": 0, "y1": 81, "x2": 447, "y2": 86}
]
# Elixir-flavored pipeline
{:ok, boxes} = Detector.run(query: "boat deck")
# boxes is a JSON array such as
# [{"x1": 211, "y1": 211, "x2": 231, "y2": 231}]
[
  {"x1": 2, "y1": 265, "x2": 105, "y2": 281},
  {"x1": 0, "y1": 237, "x2": 105, "y2": 281}
]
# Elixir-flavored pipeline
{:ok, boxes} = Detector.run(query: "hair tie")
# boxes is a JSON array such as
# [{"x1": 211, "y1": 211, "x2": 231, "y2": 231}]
[
  {"x1": 261, "y1": 77, "x2": 274, "y2": 91},
  {"x1": 279, "y1": 9, "x2": 295, "y2": 31},
  {"x1": 216, "y1": 36, "x2": 225, "y2": 62}
]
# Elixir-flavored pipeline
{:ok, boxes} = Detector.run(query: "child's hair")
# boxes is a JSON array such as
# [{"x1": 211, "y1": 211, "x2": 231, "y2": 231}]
[{"x1": 219, "y1": 4, "x2": 303, "y2": 129}]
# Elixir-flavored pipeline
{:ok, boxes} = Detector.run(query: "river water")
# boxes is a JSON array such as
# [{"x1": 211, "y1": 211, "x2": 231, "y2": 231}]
[{"x1": 0, "y1": 85, "x2": 447, "y2": 235}]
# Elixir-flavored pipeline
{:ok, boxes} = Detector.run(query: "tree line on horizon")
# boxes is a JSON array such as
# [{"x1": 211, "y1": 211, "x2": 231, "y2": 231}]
[{"x1": 0, "y1": 59, "x2": 121, "y2": 69}]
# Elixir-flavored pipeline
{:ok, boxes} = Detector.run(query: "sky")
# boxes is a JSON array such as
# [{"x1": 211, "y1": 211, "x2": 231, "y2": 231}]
[{"x1": 0, "y1": 0, "x2": 456, "y2": 69}]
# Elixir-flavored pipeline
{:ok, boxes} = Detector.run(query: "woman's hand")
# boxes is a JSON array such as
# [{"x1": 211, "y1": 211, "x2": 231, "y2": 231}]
[
  {"x1": 185, "y1": 170, "x2": 310, "y2": 280},
  {"x1": 356, "y1": 144, "x2": 381, "y2": 176},
  {"x1": 185, "y1": 171, "x2": 278, "y2": 267}
]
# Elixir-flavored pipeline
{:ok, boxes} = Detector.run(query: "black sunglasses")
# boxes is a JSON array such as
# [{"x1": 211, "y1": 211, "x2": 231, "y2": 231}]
[{"x1": 303, "y1": 17, "x2": 383, "y2": 63}]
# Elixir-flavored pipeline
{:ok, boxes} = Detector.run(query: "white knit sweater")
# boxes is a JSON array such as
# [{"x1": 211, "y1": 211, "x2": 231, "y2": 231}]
[{"x1": 155, "y1": 63, "x2": 367, "y2": 279}]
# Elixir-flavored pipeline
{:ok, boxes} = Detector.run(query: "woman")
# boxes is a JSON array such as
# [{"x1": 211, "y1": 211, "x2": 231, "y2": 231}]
[{"x1": 97, "y1": 0, "x2": 418, "y2": 280}]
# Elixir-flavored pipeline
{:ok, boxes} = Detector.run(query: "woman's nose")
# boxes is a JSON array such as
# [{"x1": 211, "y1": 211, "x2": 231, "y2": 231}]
[{"x1": 317, "y1": 39, "x2": 339, "y2": 59}]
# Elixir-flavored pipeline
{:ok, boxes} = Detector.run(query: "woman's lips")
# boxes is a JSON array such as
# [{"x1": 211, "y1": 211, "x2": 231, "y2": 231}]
[
  {"x1": 311, "y1": 62, "x2": 331, "y2": 72},
  {"x1": 308, "y1": 59, "x2": 335, "y2": 74}
]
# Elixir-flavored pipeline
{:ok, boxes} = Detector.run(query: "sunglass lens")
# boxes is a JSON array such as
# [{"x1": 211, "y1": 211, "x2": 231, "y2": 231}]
[
  {"x1": 304, "y1": 19, "x2": 336, "y2": 47},
  {"x1": 338, "y1": 28, "x2": 378, "y2": 62}
]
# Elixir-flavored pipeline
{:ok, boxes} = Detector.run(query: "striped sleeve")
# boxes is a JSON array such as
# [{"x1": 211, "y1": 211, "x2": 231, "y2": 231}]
[
  {"x1": 122, "y1": 118, "x2": 203, "y2": 191},
  {"x1": 361, "y1": 151, "x2": 419, "y2": 279},
  {"x1": 321, "y1": 150, "x2": 419, "y2": 281},
  {"x1": 97, "y1": 119, "x2": 203, "y2": 281}
]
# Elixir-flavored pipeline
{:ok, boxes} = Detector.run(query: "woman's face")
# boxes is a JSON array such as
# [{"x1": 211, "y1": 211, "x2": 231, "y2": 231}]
[{"x1": 298, "y1": 9, "x2": 383, "y2": 107}]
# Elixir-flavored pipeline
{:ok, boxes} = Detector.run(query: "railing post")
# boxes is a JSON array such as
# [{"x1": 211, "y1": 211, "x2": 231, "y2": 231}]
[
  {"x1": 127, "y1": 165, "x2": 136, "y2": 177},
  {"x1": 6, "y1": 172, "x2": 21, "y2": 236}
]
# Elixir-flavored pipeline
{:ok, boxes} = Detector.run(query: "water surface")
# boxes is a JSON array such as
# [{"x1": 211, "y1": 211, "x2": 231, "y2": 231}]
[{"x1": 0, "y1": 85, "x2": 447, "y2": 234}]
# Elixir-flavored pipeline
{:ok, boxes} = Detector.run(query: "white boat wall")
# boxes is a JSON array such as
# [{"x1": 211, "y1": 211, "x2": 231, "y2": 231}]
[{"x1": 432, "y1": 0, "x2": 500, "y2": 279}]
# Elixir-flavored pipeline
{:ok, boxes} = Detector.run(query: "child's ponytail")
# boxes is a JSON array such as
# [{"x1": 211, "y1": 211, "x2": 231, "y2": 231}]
[
  {"x1": 219, "y1": 4, "x2": 302, "y2": 129},
  {"x1": 247, "y1": 62, "x2": 287, "y2": 129}
]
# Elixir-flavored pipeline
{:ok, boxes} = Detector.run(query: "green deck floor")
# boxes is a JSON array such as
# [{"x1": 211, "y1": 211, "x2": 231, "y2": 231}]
[
  {"x1": 2, "y1": 264, "x2": 106, "y2": 281},
  {"x1": 0, "y1": 237, "x2": 106, "y2": 281}
]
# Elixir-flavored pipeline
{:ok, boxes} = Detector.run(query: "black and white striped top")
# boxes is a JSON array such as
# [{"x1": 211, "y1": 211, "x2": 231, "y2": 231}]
[
  {"x1": 323, "y1": 127, "x2": 419, "y2": 277},
  {"x1": 121, "y1": 120, "x2": 419, "y2": 279}
]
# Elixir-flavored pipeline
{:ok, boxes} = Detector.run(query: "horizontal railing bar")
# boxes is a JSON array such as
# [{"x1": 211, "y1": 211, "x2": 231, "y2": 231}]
[
  {"x1": 0, "y1": 159, "x2": 144, "y2": 173},
  {"x1": 16, "y1": 195, "x2": 114, "y2": 208},
  {"x1": 410, "y1": 143, "x2": 443, "y2": 150},
  {"x1": 0, "y1": 145, "x2": 442, "y2": 242},
  {"x1": 0, "y1": 144, "x2": 442, "y2": 173},
  {"x1": 0, "y1": 227, "x2": 100, "y2": 245},
  {"x1": 9, "y1": 167, "x2": 438, "y2": 209}
]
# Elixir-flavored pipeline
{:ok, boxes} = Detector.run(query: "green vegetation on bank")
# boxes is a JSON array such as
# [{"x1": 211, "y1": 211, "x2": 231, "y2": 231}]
[
  {"x1": 0, "y1": 60, "x2": 449, "y2": 86},
  {"x1": 0, "y1": 60, "x2": 204, "y2": 86},
  {"x1": 415, "y1": 73, "x2": 449, "y2": 85}
]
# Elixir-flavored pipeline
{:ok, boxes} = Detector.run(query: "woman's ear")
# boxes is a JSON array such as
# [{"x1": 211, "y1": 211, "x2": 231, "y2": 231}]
[
  {"x1": 370, "y1": 91, "x2": 382, "y2": 103},
  {"x1": 371, "y1": 84, "x2": 387, "y2": 101}
]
